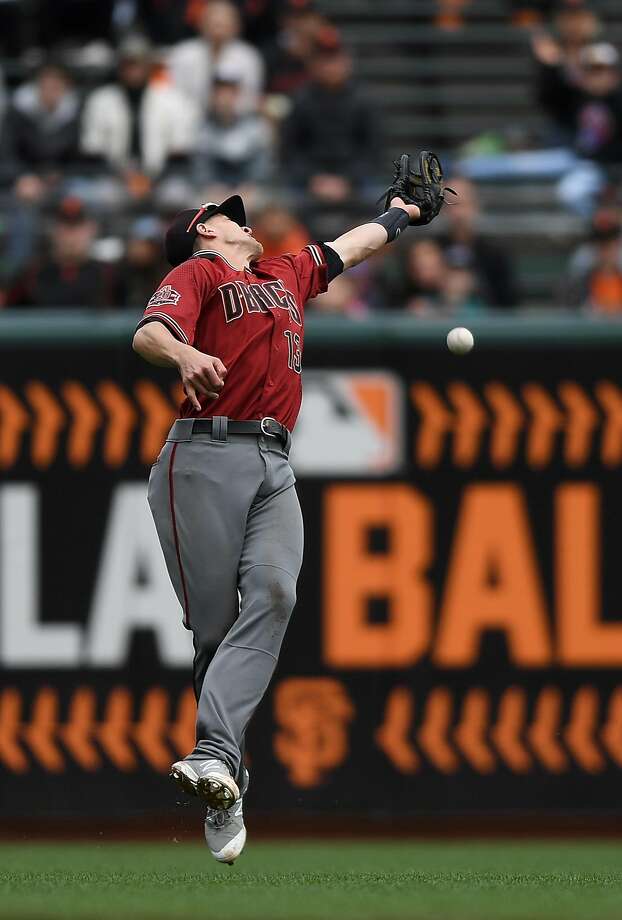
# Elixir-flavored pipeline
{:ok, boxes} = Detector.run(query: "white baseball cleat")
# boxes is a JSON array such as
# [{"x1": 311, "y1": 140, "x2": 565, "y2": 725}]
[
  {"x1": 204, "y1": 768, "x2": 249, "y2": 865},
  {"x1": 170, "y1": 758, "x2": 239, "y2": 810}
]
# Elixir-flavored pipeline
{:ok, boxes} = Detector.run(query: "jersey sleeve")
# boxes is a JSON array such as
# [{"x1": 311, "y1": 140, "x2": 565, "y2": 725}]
[
  {"x1": 285, "y1": 243, "x2": 343, "y2": 303},
  {"x1": 135, "y1": 260, "x2": 213, "y2": 346}
]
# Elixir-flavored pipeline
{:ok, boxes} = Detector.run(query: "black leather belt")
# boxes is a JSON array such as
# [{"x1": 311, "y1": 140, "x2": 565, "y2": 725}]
[{"x1": 191, "y1": 416, "x2": 290, "y2": 448}]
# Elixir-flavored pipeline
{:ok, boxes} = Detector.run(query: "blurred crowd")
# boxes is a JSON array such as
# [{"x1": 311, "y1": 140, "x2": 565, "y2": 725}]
[
  {"x1": 437, "y1": 0, "x2": 622, "y2": 315},
  {"x1": 529, "y1": 0, "x2": 622, "y2": 312},
  {"x1": 0, "y1": 0, "x2": 622, "y2": 315},
  {"x1": 0, "y1": 0, "x2": 380, "y2": 311}
]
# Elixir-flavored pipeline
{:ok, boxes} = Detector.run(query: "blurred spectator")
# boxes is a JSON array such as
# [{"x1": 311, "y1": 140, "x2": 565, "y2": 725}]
[
  {"x1": 537, "y1": 40, "x2": 622, "y2": 215},
  {"x1": 567, "y1": 205, "x2": 622, "y2": 270},
  {"x1": 536, "y1": 40, "x2": 622, "y2": 162},
  {"x1": 386, "y1": 239, "x2": 446, "y2": 312},
  {"x1": 253, "y1": 205, "x2": 310, "y2": 259},
  {"x1": 386, "y1": 236, "x2": 488, "y2": 315},
  {"x1": 282, "y1": 37, "x2": 374, "y2": 203},
  {"x1": 14, "y1": 197, "x2": 120, "y2": 308},
  {"x1": 442, "y1": 249, "x2": 486, "y2": 313},
  {"x1": 265, "y1": 6, "x2": 326, "y2": 95},
  {"x1": 7, "y1": 63, "x2": 80, "y2": 172},
  {"x1": 533, "y1": 7, "x2": 603, "y2": 144},
  {"x1": 168, "y1": 0, "x2": 264, "y2": 114},
  {"x1": 563, "y1": 209, "x2": 622, "y2": 311},
  {"x1": 80, "y1": 34, "x2": 199, "y2": 180},
  {"x1": 119, "y1": 215, "x2": 168, "y2": 307},
  {"x1": 574, "y1": 43, "x2": 622, "y2": 161},
  {"x1": 194, "y1": 75, "x2": 273, "y2": 187},
  {"x1": 536, "y1": 3, "x2": 600, "y2": 67},
  {"x1": 0, "y1": 176, "x2": 45, "y2": 305},
  {"x1": 439, "y1": 177, "x2": 519, "y2": 307},
  {"x1": 307, "y1": 271, "x2": 368, "y2": 317}
]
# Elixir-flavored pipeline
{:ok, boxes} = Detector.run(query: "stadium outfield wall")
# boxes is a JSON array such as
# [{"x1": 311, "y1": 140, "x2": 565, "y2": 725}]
[{"x1": 1, "y1": 310, "x2": 622, "y2": 820}]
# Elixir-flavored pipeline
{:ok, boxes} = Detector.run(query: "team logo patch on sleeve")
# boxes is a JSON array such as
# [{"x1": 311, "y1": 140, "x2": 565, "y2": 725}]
[{"x1": 148, "y1": 285, "x2": 181, "y2": 308}]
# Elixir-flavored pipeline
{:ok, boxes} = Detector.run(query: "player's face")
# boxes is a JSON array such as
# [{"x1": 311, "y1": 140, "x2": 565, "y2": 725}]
[
  {"x1": 241, "y1": 225, "x2": 264, "y2": 260},
  {"x1": 199, "y1": 214, "x2": 264, "y2": 258}
]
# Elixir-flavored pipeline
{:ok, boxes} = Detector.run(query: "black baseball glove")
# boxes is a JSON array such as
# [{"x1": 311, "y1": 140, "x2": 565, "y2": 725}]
[{"x1": 382, "y1": 151, "x2": 455, "y2": 226}]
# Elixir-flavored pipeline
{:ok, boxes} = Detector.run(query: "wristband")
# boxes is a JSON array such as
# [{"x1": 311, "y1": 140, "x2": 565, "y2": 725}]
[
  {"x1": 317, "y1": 241, "x2": 345, "y2": 282},
  {"x1": 371, "y1": 207, "x2": 410, "y2": 243}
]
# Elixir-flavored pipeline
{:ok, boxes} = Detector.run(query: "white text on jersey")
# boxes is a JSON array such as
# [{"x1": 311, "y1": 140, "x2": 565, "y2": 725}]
[{"x1": 219, "y1": 280, "x2": 302, "y2": 326}]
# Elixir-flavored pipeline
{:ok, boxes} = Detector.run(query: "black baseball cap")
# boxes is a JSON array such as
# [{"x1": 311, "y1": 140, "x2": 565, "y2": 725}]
[{"x1": 164, "y1": 195, "x2": 247, "y2": 266}]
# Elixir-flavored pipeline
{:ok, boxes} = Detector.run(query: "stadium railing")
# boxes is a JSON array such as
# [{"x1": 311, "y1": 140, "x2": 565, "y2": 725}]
[{"x1": 2, "y1": 308, "x2": 622, "y2": 347}]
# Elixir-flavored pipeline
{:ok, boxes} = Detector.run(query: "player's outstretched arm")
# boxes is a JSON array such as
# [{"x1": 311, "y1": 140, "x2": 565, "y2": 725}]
[
  {"x1": 328, "y1": 198, "x2": 419, "y2": 270},
  {"x1": 329, "y1": 150, "x2": 452, "y2": 271},
  {"x1": 133, "y1": 322, "x2": 226, "y2": 411}
]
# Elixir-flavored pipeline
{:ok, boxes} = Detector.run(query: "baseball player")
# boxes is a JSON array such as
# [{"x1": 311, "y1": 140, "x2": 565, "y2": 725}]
[{"x1": 132, "y1": 153, "x2": 448, "y2": 864}]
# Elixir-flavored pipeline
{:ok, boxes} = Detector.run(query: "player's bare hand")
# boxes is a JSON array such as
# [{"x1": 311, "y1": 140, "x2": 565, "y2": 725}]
[
  {"x1": 176, "y1": 347, "x2": 227, "y2": 411},
  {"x1": 391, "y1": 197, "x2": 421, "y2": 223}
]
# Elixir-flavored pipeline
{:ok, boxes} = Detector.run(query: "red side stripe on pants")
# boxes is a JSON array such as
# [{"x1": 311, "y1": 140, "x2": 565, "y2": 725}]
[{"x1": 168, "y1": 442, "x2": 191, "y2": 628}]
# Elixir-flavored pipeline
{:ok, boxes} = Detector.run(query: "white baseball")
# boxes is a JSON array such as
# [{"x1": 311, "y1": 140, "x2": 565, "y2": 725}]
[{"x1": 447, "y1": 326, "x2": 474, "y2": 355}]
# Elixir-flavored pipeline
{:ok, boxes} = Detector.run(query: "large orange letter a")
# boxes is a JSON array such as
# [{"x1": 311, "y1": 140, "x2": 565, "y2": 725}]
[{"x1": 435, "y1": 484, "x2": 551, "y2": 666}]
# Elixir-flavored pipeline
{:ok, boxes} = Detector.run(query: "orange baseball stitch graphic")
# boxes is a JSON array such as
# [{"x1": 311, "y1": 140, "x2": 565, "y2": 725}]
[
  {"x1": 24, "y1": 382, "x2": 65, "y2": 469},
  {"x1": 1, "y1": 378, "x2": 620, "y2": 470},
  {"x1": 375, "y1": 686, "x2": 418, "y2": 774},
  {"x1": 0, "y1": 379, "x2": 178, "y2": 469},
  {"x1": 527, "y1": 686, "x2": 567, "y2": 773},
  {"x1": 96, "y1": 381, "x2": 138, "y2": 467},
  {"x1": 602, "y1": 687, "x2": 622, "y2": 767},
  {"x1": 417, "y1": 687, "x2": 458, "y2": 773},
  {"x1": 454, "y1": 688, "x2": 495, "y2": 773},
  {"x1": 0, "y1": 385, "x2": 29, "y2": 469},
  {"x1": 61, "y1": 382, "x2": 101, "y2": 467},
  {"x1": 134, "y1": 380, "x2": 178, "y2": 465},
  {"x1": 484, "y1": 383, "x2": 524, "y2": 468},
  {"x1": 446, "y1": 381, "x2": 487, "y2": 468},
  {"x1": 490, "y1": 686, "x2": 531, "y2": 774},
  {"x1": 564, "y1": 686, "x2": 604, "y2": 773},
  {"x1": 411, "y1": 380, "x2": 622, "y2": 469},
  {"x1": 375, "y1": 685, "x2": 620, "y2": 775},
  {"x1": 0, "y1": 686, "x2": 196, "y2": 773},
  {"x1": 595, "y1": 381, "x2": 622, "y2": 466}
]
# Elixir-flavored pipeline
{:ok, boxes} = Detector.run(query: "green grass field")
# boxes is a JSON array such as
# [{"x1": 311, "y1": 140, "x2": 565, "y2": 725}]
[{"x1": 1, "y1": 840, "x2": 621, "y2": 919}]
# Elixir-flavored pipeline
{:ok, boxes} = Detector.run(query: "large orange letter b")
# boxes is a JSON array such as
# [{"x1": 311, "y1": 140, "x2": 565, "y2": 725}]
[{"x1": 324, "y1": 484, "x2": 433, "y2": 668}]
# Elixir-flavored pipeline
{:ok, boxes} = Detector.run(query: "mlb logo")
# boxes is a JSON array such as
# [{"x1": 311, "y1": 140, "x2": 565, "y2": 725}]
[
  {"x1": 291, "y1": 371, "x2": 403, "y2": 476},
  {"x1": 148, "y1": 285, "x2": 181, "y2": 308}
]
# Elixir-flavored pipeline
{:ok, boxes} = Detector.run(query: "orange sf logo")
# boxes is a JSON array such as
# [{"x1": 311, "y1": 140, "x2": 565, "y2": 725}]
[{"x1": 273, "y1": 678, "x2": 354, "y2": 788}]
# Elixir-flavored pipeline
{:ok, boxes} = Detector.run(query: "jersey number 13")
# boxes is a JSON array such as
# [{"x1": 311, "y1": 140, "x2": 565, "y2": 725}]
[{"x1": 284, "y1": 330, "x2": 302, "y2": 375}]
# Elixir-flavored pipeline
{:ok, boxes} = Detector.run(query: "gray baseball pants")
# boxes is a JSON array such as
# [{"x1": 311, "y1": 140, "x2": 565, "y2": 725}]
[{"x1": 147, "y1": 418, "x2": 304, "y2": 784}]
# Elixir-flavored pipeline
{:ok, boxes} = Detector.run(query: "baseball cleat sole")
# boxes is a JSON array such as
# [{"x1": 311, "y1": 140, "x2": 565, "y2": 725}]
[
  {"x1": 170, "y1": 761, "x2": 239, "y2": 809},
  {"x1": 199, "y1": 777, "x2": 238, "y2": 809}
]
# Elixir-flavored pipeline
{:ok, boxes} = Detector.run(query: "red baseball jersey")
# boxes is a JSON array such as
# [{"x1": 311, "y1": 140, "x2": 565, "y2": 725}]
[{"x1": 136, "y1": 245, "x2": 330, "y2": 431}]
